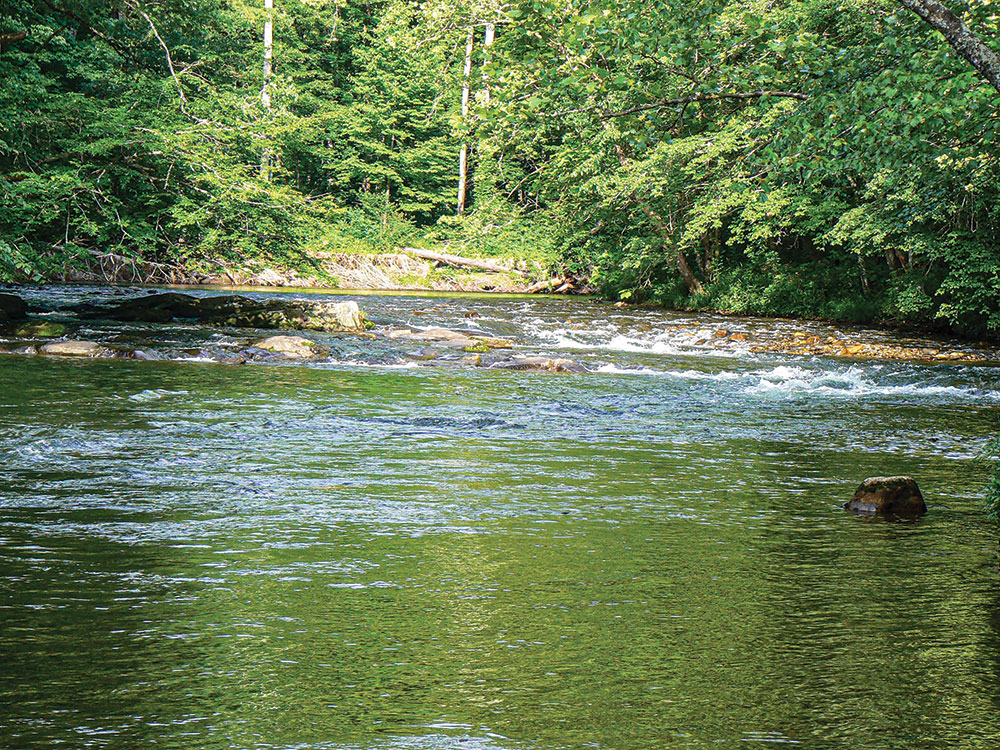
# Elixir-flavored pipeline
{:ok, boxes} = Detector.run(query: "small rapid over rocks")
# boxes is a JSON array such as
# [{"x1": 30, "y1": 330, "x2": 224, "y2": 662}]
[{"x1": 1, "y1": 285, "x2": 997, "y2": 399}]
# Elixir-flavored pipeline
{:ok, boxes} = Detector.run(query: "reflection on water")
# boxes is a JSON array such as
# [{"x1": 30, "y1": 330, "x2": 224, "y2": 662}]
[{"x1": 1, "y1": 289, "x2": 1000, "y2": 749}]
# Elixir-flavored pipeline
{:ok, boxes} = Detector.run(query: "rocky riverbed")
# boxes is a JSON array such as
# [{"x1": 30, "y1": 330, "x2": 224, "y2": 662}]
[{"x1": 1, "y1": 287, "x2": 997, "y2": 372}]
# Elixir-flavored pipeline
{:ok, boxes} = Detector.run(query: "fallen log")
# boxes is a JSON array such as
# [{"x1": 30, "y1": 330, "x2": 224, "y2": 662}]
[{"x1": 400, "y1": 247, "x2": 523, "y2": 275}]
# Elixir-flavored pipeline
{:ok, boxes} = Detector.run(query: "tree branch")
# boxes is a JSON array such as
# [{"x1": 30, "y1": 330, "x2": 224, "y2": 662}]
[
  {"x1": 0, "y1": 30, "x2": 28, "y2": 48},
  {"x1": 897, "y1": 0, "x2": 1000, "y2": 95},
  {"x1": 552, "y1": 90, "x2": 809, "y2": 119}
]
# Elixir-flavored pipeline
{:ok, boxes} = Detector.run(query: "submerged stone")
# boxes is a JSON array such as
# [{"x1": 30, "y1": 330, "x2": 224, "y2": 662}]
[
  {"x1": 491, "y1": 357, "x2": 588, "y2": 373},
  {"x1": 71, "y1": 292, "x2": 369, "y2": 332},
  {"x1": 845, "y1": 476, "x2": 926, "y2": 517},
  {"x1": 387, "y1": 327, "x2": 513, "y2": 351}
]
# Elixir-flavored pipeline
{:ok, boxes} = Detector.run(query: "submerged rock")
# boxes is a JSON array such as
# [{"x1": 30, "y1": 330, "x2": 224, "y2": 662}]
[
  {"x1": 178, "y1": 347, "x2": 247, "y2": 365},
  {"x1": 0, "y1": 343, "x2": 39, "y2": 356},
  {"x1": 71, "y1": 292, "x2": 369, "y2": 332},
  {"x1": 387, "y1": 327, "x2": 513, "y2": 351},
  {"x1": 491, "y1": 357, "x2": 588, "y2": 373},
  {"x1": 15, "y1": 321, "x2": 68, "y2": 338},
  {"x1": 0, "y1": 293, "x2": 27, "y2": 323},
  {"x1": 254, "y1": 335, "x2": 328, "y2": 358},
  {"x1": 845, "y1": 476, "x2": 926, "y2": 517},
  {"x1": 39, "y1": 340, "x2": 111, "y2": 358}
]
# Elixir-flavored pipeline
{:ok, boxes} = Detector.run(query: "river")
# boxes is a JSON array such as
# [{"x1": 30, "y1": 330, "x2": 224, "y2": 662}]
[{"x1": 1, "y1": 286, "x2": 999, "y2": 749}]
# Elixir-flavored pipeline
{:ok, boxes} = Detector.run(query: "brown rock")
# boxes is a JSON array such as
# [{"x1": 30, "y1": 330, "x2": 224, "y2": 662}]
[
  {"x1": 254, "y1": 335, "x2": 327, "y2": 358},
  {"x1": 845, "y1": 476, "x2": 926, "y2": 517},
  {"x1": 39, "y1": 340, "x2": 110, "y2": 358}
]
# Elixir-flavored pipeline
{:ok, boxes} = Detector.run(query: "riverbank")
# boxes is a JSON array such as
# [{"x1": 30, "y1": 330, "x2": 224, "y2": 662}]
[{"x1": 44, "y1": 246, "x2": 592, "y2": 296}]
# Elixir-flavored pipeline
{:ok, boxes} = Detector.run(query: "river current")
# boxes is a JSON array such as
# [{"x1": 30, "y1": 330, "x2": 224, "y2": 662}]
[{"x1": 1, "y1": 287, "x2": 999, "y2": 749}]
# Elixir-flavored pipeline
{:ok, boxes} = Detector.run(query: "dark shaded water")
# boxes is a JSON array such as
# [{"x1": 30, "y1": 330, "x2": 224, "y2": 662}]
[{"x1": 2, "y1": 287, "x2": 1000, "y2": 749}]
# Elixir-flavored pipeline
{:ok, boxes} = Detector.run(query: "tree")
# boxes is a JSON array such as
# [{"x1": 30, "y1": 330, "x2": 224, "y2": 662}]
[{"x1": 896, "y1": 0, "x2": 1000, "y2": 95}]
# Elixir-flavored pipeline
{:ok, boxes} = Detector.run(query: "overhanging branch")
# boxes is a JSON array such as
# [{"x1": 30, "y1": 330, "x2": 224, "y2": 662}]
[{"x1": 551, "y1": 90, "x2": 809, "y2": 119}]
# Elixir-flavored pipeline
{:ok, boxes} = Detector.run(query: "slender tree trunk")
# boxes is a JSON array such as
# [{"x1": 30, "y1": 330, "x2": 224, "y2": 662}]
[
  {"x1": 457, "y1": 27, "x2": 474, "y2": 216},
  {"x1": 613, "y1": 144, "x2": 704, "y2": 296},
  {"x1": 482, "y1": 21, "x2": 495, "y2": 103},
  {"x1": 897, "y1": 0, "x2": 1000, "y2": 95},
  {"x1": 262, "y1": 0, "x2": 273, "y2": 108},
  {"x1": 261, "y1": 0, "x2": 274, "y2": 180}
]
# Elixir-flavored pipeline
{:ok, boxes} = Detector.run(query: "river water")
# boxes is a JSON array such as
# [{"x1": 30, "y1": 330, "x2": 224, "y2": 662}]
[{"x1": 1, "y1": 287, "x2": 999, "y2": 749}]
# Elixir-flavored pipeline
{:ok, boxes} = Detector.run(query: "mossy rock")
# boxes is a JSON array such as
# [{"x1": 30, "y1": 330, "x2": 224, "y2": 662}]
[
  {"x1": 72, "y1": 293, "x2": 369, "y2": 332},
  {"x1": 462, "y1": 341, "x2": 490, "y2": 353},
  {"x1": 16, "y1": 321, "x2": 68, "y2": 338}
]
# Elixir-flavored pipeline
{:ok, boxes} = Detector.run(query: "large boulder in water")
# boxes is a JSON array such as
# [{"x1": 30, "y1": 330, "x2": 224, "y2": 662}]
[
  {"x1": 71, "y1": 292, "x2": 369, "y2": 332},
  {"x1": 0, "y1": 293, "x2": 27, "y2": 323},
  {"x1": 845, "y1": 476, "x2": 926, "y2": 516}
]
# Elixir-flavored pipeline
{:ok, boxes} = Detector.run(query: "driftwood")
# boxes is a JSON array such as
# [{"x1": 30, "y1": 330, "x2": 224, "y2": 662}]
[
  {"x1": 524, "y1": 275, "x2": 593, "y2": 294},
  {"x1": 400, "y1": 246, "x2": 522, "y2": 275}
]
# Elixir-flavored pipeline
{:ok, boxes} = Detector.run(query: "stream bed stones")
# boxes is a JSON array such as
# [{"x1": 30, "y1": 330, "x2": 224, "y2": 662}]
[{"x1": 39, "y1": 340, "x2": 112, "y2": 358}]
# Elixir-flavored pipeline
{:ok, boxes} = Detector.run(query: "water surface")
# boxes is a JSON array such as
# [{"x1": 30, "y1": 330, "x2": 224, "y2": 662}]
[{"x1": 1, "y1": 287, "x2": 999, "y2": 749}]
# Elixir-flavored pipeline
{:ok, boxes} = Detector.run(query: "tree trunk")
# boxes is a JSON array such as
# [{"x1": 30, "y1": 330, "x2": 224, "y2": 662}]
[
  {"x1": 457, "y1": 27, "x2": 474, "y2": 216},
  {"x1": 262, "y1": 0, "x2": 273, "y2": 108},
  {"x1": 636, "y1": 201, "x2": 705, "y2": 296},
  {"x1": 261, "y1": 0, "x2": 274, "y2": 180},
  {"x1": 897, "y1": 0, "x2": 1000, "y2": 95},
  {"x1": 400, "y1": 247, "x2": 523, "y2": 275},
  {"x1": 613, "y1": 145, "x2": 704, "y2": 296},
  {"x1": 482, "y1": 21, "x2": 495, "y2": 104}
]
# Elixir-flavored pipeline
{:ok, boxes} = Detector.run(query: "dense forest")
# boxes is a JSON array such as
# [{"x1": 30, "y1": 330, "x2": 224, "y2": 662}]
[{"x1": 3, "y1": 0, "x2": 1000, "y2": 334}]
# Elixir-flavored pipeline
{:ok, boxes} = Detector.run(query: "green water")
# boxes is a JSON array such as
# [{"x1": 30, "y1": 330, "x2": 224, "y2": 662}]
[{"x1": 2, "y1": 289, "x2": 1000, "y2": 749}]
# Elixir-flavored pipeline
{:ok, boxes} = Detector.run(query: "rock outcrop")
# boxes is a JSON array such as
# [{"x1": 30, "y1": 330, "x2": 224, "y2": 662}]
[
  {"x1": 0, "y1": 293, "x2": 28, "y2": 323},
  {"x1": 71, "y1": 293, "x2": 369, "y2": 332},
  {"x1": 845, "y1": 476, "x2": 927, "y2": 516}
]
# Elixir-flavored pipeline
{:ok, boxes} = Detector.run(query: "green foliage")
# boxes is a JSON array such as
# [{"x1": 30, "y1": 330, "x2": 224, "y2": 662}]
[{"x1": 5, "y1": 0, "x2": 1000, "y2": 336}]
